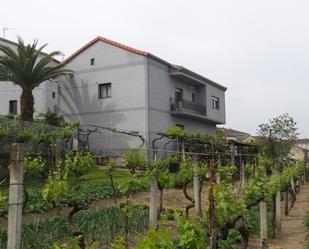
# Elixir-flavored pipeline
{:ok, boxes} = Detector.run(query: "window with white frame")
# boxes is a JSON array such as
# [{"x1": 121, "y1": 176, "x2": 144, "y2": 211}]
[
  {"x1": 98, "y1": 83, "x2": 112, "y2": 98},
  {"x1": 211, "y1": 96, "x2": 220, "y2": 109}
]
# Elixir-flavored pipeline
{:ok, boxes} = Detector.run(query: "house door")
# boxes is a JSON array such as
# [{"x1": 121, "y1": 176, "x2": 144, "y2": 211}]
[{"x1": 175, "y1": 88, "x2": 183, "y2": 102}]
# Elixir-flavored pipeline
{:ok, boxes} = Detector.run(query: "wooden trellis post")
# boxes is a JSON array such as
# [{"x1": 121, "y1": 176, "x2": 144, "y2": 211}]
[
  {"x1": 240, "y1": 160, "x2": 246, "y2": 188},
  {"x1": 275, "y1": 191, "x2": 281, "y2": 232},
  {"x1": 193, "y1": 156, "x2": 200, "y2": 216},
  {"x1": 55, "y1": 144, "x2": 62, "y2": 168},
  {"x1": 260, "y1": 200, "x2": 268, "y2": 249},
  {"x1": 216, "y1": 156, "x2": 221, "y2": 184},
  {"x1": 208, "y1": 159, "x2": 217, "y2": 249},
  {"x1": 285, "y1": 190, "x2": 289, "y2": 216},
  {"x1": 149, "y1": 147, "x2": 158, "y2": 227},
  {"x1": 7, "y1": 143, "x2": 24, "y2": 249}
]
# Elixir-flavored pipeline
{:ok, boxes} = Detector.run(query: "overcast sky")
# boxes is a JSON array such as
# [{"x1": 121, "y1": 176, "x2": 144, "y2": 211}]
[{"x1": 1, "y1": 0, "x2": 309, "y2": 137}]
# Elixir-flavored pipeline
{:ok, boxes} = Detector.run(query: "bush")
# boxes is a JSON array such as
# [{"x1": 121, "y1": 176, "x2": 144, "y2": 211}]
[
  {"x1": 122, "y1": 150, "x2": 146, "y2": 172},
  {"x1": 24, "y1": 155, "x2": 46, "y2": 179},
  {"x1": 135, "y1": 228, "x2": 174, "y2": 249},
  {"x1": 160, "y1": 207, "x2": 183, "y2": 220}
]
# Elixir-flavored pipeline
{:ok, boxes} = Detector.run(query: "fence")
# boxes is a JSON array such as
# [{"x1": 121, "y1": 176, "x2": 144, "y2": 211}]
[{"x1": 0, "y1": 121, "x2": 307, "y2": 248}]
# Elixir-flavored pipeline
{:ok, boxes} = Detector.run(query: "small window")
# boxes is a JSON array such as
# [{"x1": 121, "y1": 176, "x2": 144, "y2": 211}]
[
  {"x1": 9, "y1": 100, "x2": 17, "y2": 114},
  {"x1": 192, "y1": 93, "x2": 196, "y2": 103},
  {"x1": 176, "y1": 124, "x2": 184, "y2": 130},
  {"x1": 52, "y1": 91, "x2": 56, "y2": 99},
  {"x1": 98, "y1": 83, "x2": 112, "y2": 98},
  {"x1": 211, "y1": 96, "x2": 220, "y2": 109},
  {"x1": 90, "y1": 58, "x2": 95, "y2": 65}
]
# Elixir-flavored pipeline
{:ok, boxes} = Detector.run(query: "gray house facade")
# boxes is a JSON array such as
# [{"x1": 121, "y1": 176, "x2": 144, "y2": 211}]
[{"x1": 59, "y1": 37, "x2": 227, "y2": 155}]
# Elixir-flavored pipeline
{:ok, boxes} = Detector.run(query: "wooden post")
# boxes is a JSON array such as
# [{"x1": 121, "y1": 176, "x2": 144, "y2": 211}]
[
  {"x1": 149, "y1": 175, "x2": 158, "y2": 227},
  {"x1": 216, "y1": 157, "x2": 221, "y2": 184},
  {"x1": 55, "y1": 144, "x2": 61, "y2": 168},
  {"x1": 208, "y1": 159, "x2": 217, "y2": 249},
  {"x1": 275, "y1": 191, "x2": 281, "y2": 232},
  {"x1": 285, "y1": 190, "x2": 289, "y2": 216},
  {"x1": 149, "y1": 147, "x2": 158, "y2": 227},
  {"x1": 230, "y1": 143, "x2": 235, "y2": 166},
  {"x1": 7, "y1": 143, "x2": 24, "y2": 249},
  {"x1": 193, "y1": 156, "x2": 200, "y2": 216},
  {"x1": 260, "y1": 201, "x2": 268, "y2": 249},
  {"x1": 181, "y1": 140, "x2": 186, "y2": 160},
  {"x1": 291, "y1": 178, "x2": 295, "y2": 193},
  {"x1": 241, "y1": 160, "x2": 246, "y2": 188}
]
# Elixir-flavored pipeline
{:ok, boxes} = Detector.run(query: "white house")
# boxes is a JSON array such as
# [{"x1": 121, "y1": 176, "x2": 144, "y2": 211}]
[
  {"x1": 58, "y1": 37, "x2": 227, "y2": 155},
  {"x1": 0, "y1": 37, "x2": 59, "y2": 117}
]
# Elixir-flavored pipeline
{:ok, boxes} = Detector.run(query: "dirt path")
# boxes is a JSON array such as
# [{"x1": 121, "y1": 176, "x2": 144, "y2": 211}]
[{"x1": 248, "y1": 183, "x2": 309, "y2": 249}]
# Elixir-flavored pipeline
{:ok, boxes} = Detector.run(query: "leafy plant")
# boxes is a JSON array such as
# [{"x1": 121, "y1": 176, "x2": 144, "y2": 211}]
[
  {"x1": 177, "y1": 217, "x2": 207, "y2": 249},
  {"x1": 24, "y1": 155, "x2": 46, "y2": 179},
  {"x1": 135, "y1": 228, "x2": 174, "y2": 249},
  {"x1": 122, "y1": 150, "x2": 146, "y2": 173},
  {"x1": 64, "y1": 152, "x2": 96, "y2": 180},
  {"x1": 217, "y1": 229, "x2": 241, "y2": 249}
]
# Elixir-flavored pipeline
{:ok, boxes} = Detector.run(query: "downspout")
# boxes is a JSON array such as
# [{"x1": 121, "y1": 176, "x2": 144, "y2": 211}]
[{"x1": 145, "y1": 57, "x2": 150, "y2": 163}]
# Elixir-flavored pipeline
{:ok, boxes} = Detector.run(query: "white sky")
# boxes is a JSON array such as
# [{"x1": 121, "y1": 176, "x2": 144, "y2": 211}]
[{"x1": 1, "y1": 0, "x2": 309, "y2": 137}]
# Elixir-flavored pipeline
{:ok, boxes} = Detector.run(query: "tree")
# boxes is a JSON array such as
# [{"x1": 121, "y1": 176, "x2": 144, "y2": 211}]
[
  {"x1": 257, "y1": 113, "x2": 298, "y2": 167},
  {"x1": 257, "y1": 113, "x2": 298, "y2": 237},
  {"x1": 0, "y1": 38, "x2": 73, "y2": 121}
]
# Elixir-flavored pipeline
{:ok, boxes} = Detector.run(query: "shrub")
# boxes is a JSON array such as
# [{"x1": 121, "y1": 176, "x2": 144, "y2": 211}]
[{"x1": 135, "y1": 228, "x2": 174, "y2": 249}]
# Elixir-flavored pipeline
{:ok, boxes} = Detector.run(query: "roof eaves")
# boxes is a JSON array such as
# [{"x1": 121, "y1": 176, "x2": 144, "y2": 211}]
[
  {"x1": 62, "y1": 36, "x2": 151, "y2": 65},
  {"x1": 177, "y1": 66, "x2": 227, "y2": 91}
]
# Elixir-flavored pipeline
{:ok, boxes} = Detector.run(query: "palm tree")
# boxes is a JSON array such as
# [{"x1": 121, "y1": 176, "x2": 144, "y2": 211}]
[{"x1": 0, "y1": 38, "x2": 73, "y2": 121}]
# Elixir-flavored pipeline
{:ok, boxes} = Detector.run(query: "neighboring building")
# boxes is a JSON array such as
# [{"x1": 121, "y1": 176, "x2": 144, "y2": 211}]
[
  {"x1": 290, "y1": 139, "x2": 309, "y2": 162},
  {"x1": 219, "y1": 128, "x2": 255, "y2": 143},
  {"x1": 0, "y1": 37, "x2": 59, "y2": 116},
  {"x1": 294, "y1": 139, "x2": 309, "y2": 151},
  {"x1": 58, "y1": 36, "x2": 227, "y2": 155}
]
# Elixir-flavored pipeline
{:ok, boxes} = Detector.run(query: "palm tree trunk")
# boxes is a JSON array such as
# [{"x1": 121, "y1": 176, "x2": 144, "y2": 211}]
[{"x1": 20, "y1": 89, "x2": 34, "y2": 121}]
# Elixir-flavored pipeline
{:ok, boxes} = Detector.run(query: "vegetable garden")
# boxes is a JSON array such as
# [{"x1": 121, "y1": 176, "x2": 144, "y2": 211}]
[{"x1": 0, "y1": 113, "x2": 307, "y2": 249}]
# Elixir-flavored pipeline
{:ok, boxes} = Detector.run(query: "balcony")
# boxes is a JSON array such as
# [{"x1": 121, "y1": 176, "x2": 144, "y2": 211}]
[{"x1": 170, "y1": 98, "x2": 206, "y2": 119}]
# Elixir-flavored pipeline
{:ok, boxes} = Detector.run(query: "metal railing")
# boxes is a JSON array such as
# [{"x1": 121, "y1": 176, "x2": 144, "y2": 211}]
[{"x1": 170, "y1": 98, "x2": 206, "y2": 116}]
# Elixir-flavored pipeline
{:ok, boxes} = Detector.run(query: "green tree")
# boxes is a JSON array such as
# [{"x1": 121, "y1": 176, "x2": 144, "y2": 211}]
[
  {"x1": 257, "y1": 113, "x2": 298, "y2": 170},
  {"x1": 0, "y1": 38, "x2": 73, "y2": 121}
]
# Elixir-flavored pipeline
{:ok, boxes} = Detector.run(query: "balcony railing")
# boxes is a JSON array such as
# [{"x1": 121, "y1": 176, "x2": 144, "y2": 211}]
[{"x1": 170, "y1": 98, "x2": 206, "y2": 117}]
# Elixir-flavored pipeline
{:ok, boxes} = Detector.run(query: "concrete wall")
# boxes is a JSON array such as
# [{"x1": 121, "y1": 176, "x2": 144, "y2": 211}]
[
  {"x1": 58, "y1": 41, "x2": 148, "y2": 154},
  {"x1": 0, "y1": 38, "x2": 58, "y2": 116}
]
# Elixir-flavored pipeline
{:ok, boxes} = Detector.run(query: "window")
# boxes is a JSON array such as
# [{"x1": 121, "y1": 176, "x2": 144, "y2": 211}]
[
  {"x1": 211, "y1": 96, "x2": 220, "y2": 109},
  {"x1": 52, "y1": 91, "x2": 56, "y2": 99},
  {"x1": 192, "y1": 93, "x2": 196, "y2": 103},
  {"x1": 9, "y1": 100, "x2": 17, "y2": 114},
  {"x1": 90, "y1": 58, "x2": 95, "y2": 65},
  {"x1": 175, "y1": 88, "x2": 183, "y2": 102},
  {"x1": 176, "y1": 124, "x2": 184, "y2": 130},
  {"x1": 98, "y1": 83, "x2": 112, "y2": 98}
]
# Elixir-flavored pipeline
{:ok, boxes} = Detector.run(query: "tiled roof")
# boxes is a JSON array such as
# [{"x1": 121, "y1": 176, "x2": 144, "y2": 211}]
[
  {"x1": 61, "y1": 36, "x2": 227, "y2": 91},
  {"x1": 61, "y1": 36, "x2": 150, "y2": 65},
  {"x1": 219, "y1": 128, "x2": 251, "y2": 138},
  {"x1": 294, "y1": 139, "x2": 309, "y2": 144}
]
